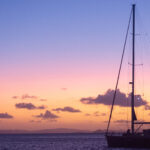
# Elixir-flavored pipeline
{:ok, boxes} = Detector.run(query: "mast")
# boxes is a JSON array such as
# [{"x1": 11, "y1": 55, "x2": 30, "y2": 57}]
[
  {"x1": 131, "y1": 4, "x2": 135, "y2": 134},
  {"x1": 106, "y1": 6, "x2": 132, "y2": 135}
]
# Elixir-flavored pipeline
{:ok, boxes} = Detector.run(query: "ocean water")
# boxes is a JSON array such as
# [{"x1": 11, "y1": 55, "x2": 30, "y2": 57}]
[{"x1": 0, "y1": 133, "x2": 148, "y2": 150}]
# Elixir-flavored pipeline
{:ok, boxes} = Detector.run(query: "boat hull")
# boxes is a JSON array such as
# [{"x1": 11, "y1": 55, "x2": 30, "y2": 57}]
[{"x1": 106, "y1": 135, "x2": 150, "y2": 148}]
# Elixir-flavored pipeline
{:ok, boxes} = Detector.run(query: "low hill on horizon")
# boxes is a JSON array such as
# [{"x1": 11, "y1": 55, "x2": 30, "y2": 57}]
[{"x1": 0, "y1": 128, "x2": 91, "y2": 134}]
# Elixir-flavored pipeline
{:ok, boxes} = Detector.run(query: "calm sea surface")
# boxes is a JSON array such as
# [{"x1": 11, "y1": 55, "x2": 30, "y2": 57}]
[{"x1": 0, "y1": 133, "x2": 148, "y2": 150}]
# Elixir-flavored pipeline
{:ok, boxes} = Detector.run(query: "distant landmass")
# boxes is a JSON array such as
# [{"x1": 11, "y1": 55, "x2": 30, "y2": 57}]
[{"x1": 0, "y1": 128, "x2": 91, "y2": 134}]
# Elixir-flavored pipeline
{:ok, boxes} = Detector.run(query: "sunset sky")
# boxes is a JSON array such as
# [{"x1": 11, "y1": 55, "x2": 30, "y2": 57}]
[{"x1": 0, "y1": 0, "x2": 150, "y2": 131}]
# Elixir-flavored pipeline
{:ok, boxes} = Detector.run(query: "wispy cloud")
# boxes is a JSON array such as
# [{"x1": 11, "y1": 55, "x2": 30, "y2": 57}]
[
  {"x1": 12, "y1": 94, "x2": 38, "y2": 100},
  {"x1": 93, "y1": 112, "x2": 106, "y2": 117},
  {"x1": 85, "y1": 113, "x2": 91, "y2": 116},
  {"x1": 53, "y1": 106, "x2": 81, "y2": 113},
  {"x1": 85, "y1": 112, "x2": 106, "y2": 117},
  {"x1": 12, "y1": 94, "x2": 47, "y2": 102},
  {"x1": 12, "y1": 96, "x2": 19, "y2": 99},
  {"x1": 29, "y1": 120, "x2": 41, "y2": 123},
  {"x1": 21, "y1": 94, "x2": 37, "y2": 100},
  {"x1": 34, "y1": 110, "x2": 59, "y2": 120},
  {"x1": 37, "y1": 105, "x2": 47, "y2": 109},
  {"x1": 15, "y1": 103, "x2": 46, "y2": 110},
  {"x1": 0, "y1": 113, "x2": 13, "y2": 119},
  {"x1": 80, "y1": 89, "x2": 147, "y2": 107},
  {"x1": 40, "y1": 99, "x2": 47, "y2": 101},
  {"x1": 114, "y1": 120, "x2": 130, "y2": 123}
]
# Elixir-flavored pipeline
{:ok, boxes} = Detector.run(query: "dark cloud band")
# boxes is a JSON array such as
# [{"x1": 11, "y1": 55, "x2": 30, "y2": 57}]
[
  {"x1": 15, "y1": 103, "x2": 46, "y2": 110},
  {"x1": 0, "y1": 113, "x2": 13, "y2": 119},
  {"x1": 34, "y1": 110, "x2": 59, "y2": 120},
  {"x1": 80, "y1": 89, "x2": 147, "y2": 107},
  {"x1": 53, "y1": 106, "x2": 81, "y2": 113}
]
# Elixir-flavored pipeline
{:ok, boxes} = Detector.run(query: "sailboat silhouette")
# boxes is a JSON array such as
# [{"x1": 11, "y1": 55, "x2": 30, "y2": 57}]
[{"x1": 106, "y1": 4, "x2": 150, "y2": 148}]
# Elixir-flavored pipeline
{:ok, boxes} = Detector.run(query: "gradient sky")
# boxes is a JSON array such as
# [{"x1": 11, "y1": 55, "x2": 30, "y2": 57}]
[{"x1": 0, "y1": 0, "x2": 150, "y2": 131}]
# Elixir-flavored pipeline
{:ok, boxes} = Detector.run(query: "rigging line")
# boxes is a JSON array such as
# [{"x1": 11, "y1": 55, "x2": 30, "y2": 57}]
[
  {"x1": 106, "y1": 9, "x2": 132, "y2": 135},
  {"x1": 127, "y1": 58, "x2": 130, "y2": 129}
]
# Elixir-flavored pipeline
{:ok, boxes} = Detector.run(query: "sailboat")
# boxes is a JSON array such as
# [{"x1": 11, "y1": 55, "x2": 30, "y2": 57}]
[{"x1": 106, "y1": 4, "x2": 150, "y2": 148}]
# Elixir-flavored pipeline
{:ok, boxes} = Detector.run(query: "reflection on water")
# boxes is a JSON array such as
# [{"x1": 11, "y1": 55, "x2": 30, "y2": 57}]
[{"x1": 0, "y1": 133, "x2": 148, "y2": 150}]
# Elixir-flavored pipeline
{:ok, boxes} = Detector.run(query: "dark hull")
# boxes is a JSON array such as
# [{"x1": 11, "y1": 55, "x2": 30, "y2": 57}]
[{"x1": 106, "y1": 135, "x2": 150, "y2": 148}]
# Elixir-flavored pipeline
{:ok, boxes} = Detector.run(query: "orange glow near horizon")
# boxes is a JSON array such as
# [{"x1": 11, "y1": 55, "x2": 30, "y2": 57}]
[{"x1": 1, "y1": 0, "x2": 150, "y2": 132}]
